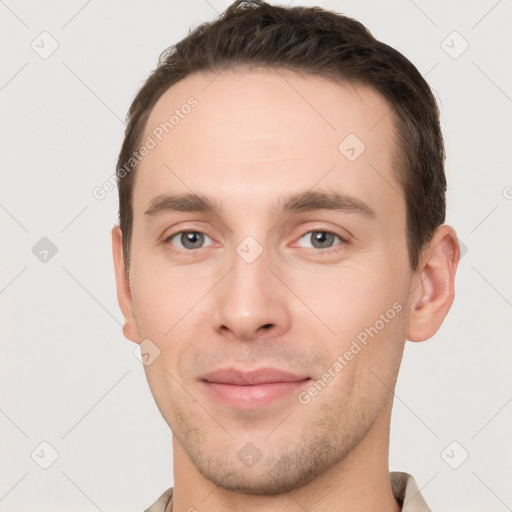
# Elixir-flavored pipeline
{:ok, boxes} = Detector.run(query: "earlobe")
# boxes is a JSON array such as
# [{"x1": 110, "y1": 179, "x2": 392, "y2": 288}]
[
  {"x1": 407, "y1": 225, "x2": 460, "y2": 342},
  {"x1": 111, "y1": 225, "x2": 140, "y2": 344}
]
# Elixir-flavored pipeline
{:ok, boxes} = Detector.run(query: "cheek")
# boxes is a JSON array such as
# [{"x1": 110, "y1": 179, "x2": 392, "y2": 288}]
[
  {"x1": 292, "y1": 259, "x2": 407, "y2": 341},
  {"x1": 291, "y1": 259, "x2": 409, "y2": 396},
  {"x1": 129, "y1": 259, "x2": 219, "y2": 390},
  {"x1": 307, "y1": 290, "x2": 407, "y2": 418},
  {"x1": 129, "y1": 257, "x2": 206, "y2": 337}
]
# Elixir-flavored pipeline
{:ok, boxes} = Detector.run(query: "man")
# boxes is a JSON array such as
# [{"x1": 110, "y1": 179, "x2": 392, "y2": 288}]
[{"x1": 112, "y1": 1, "x2": 460, "y2": 511}]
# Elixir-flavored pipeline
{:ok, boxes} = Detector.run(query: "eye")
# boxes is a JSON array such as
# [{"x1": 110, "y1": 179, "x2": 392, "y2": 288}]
[
  {"x1": 165, "y1": 230, "x2": 214, "y2": 251},
  {"x1": 295, "y1": 230, "x2": 347, "y2": 252}
]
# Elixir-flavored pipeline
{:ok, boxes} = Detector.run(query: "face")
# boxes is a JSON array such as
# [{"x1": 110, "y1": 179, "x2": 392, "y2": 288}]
[{"x1": 116, "y1": 68, "x2": 421, "y2": 493}]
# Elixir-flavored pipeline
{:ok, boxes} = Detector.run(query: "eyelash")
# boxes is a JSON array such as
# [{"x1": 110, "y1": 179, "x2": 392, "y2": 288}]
[{"x1": 163, "y1": 229, "x2": 349, "y2": 255}]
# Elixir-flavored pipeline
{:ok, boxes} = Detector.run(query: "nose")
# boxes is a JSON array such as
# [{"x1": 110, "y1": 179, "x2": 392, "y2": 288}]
[{"x1": 211, "y1": 243, "x2": 291, "y2": 342}]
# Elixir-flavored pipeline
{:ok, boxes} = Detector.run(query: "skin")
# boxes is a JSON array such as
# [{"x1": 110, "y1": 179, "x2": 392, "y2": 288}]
[{"x1": 112, "y1": 67, "x2": 460, "y2": 512}]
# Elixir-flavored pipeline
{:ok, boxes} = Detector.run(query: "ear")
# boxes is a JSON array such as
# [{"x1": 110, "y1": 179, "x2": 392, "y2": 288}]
[
  {"x1": 111, "y1": 225, "x2": 140, "y2": 344},
  {"x1": 406, "y1": 224, "x2": 461, "y2": 342}
]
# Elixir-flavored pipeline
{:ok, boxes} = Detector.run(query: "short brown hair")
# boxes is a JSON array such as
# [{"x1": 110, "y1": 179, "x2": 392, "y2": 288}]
[{"x1": 116, "y1": 0, "x2": 446, "y2": 274}]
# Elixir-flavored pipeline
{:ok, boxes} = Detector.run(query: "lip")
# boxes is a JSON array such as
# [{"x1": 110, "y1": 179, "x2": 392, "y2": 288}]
[{"x1": 198, "y1": 367, "x2": 311, "y2": 409}]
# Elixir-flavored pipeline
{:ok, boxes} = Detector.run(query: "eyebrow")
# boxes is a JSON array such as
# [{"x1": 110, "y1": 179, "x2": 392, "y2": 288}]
[{"x1": 144, "y1": 190, "x2": 376, "y2": 220}]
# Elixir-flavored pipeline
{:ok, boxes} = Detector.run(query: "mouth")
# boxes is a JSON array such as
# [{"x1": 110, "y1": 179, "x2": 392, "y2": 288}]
[{"x1": 198, "y1": 367, "x2": 311, "y2": 409}]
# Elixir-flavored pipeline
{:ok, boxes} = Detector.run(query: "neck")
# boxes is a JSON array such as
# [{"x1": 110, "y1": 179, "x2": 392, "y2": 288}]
[{"x1": 169, "y1": 403, "x2": 400, "y2": 512}]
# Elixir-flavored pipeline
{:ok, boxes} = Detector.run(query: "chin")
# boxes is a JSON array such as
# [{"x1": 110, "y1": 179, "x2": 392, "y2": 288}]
[
  {"x1": 187, "y1": 439, "x2": 342, "y2": 496},
  {"x1": 198, "y1": 464, "x2": 319, "y2": 496}
]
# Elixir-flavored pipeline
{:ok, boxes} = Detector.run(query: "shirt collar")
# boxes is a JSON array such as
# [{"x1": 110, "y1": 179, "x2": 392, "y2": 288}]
[
  {"x1": 145, "y1": 472, "x2": 431, "y2": 512},
  {"x1": 391, "y1": 471, "x2": 432, "y2": 511}
]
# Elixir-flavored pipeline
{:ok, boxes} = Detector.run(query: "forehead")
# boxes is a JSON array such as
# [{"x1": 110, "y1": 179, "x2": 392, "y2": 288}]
[{"x1": 134, "y1": 67, "x2": 402, "y2": 222}]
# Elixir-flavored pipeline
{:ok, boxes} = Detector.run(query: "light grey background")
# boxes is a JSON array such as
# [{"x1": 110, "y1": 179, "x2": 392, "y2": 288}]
[{"x1": 1, "y1": 0, "x2": 511, "y2": 511}]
